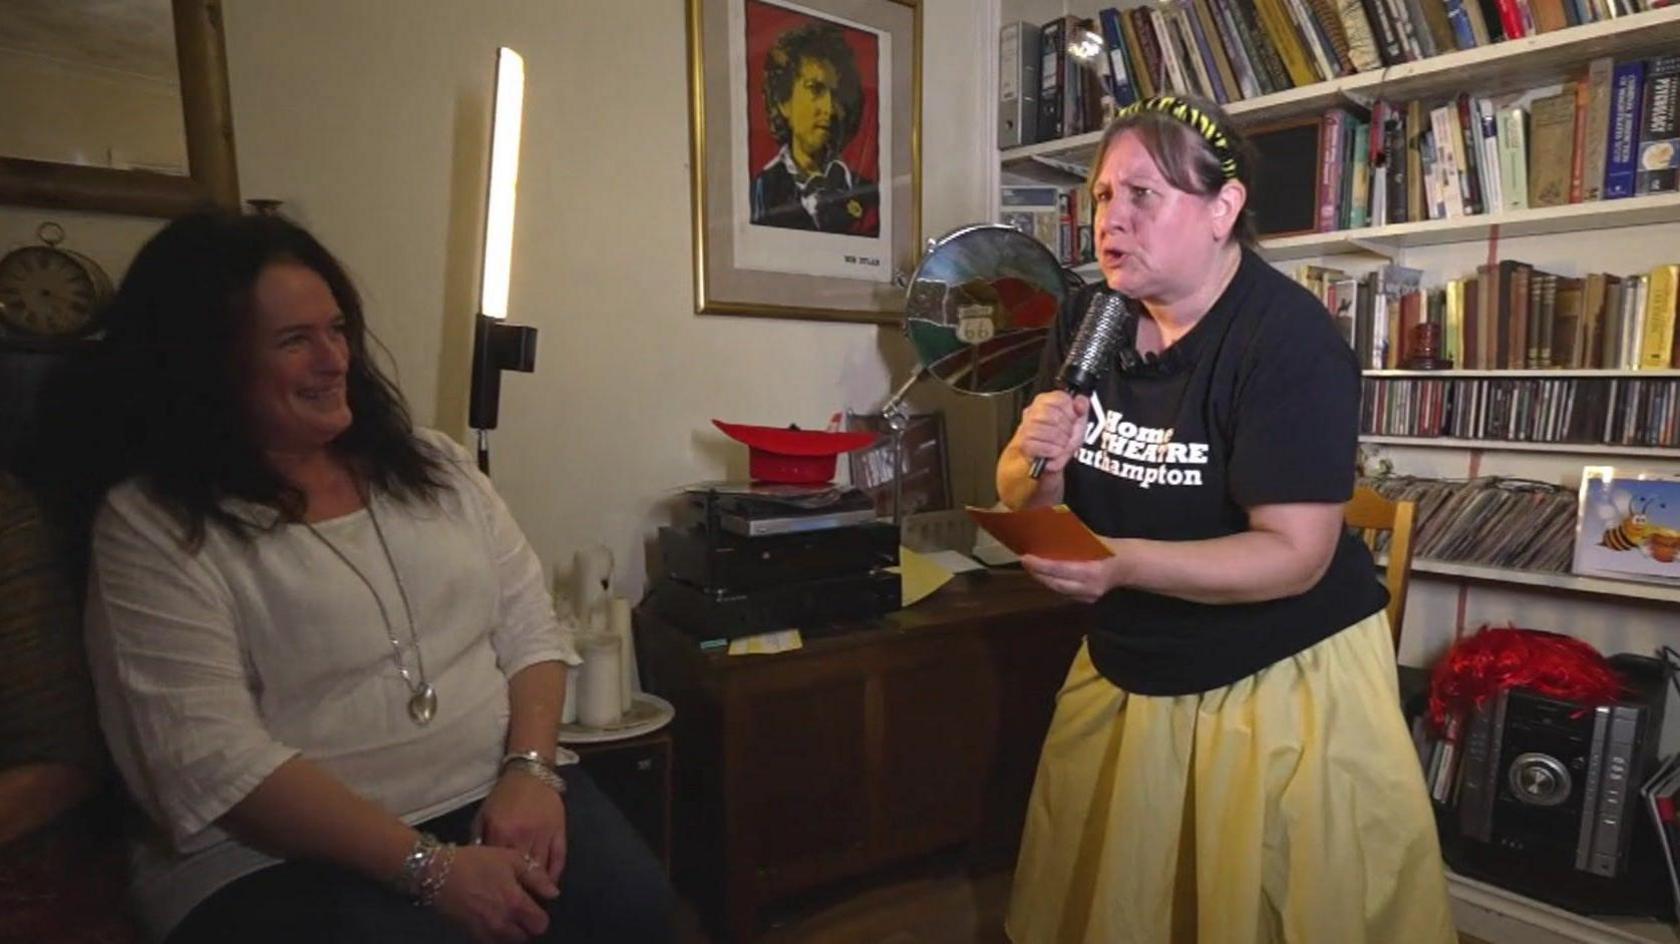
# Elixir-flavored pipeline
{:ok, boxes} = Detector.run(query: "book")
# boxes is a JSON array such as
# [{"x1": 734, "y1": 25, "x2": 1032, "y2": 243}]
[
  {"x1": 1527, "y1": 89, "x2": 1578, "y2": 208},
  {"x1": 1320, "y1": 108, "x2": 1354, "y2": 230},
  {"x1": 1037, "y1": 18, "x2": 1066, "y2": 141},
  {"x1": 1098, "y1": 8, "x2": 1142, "y2": 109},
  {"x1": 1641, "y1": 264, "x2": 1678, "y2": 369},
  {"x1": 1581, "y1": 57, "x2": 1616, "y2": 201},
  {"x1": 1118, "y1": 8, "x2": 1156, "y2": 98},
  {"x1": 1188, "y1": 0, "x2": 1242, "y2": 103},
  {"x1": 1637, "y1": 55, "x2": 1680, "y2": 194},
  {"x1": 1605, "y1": 59, "x2": 1648, "y2": 198},
  {"x1": 1210, "y1": 0, "x2": 1265, "y2": 98},
  {"x1": 1498, "y1": 105, "x2": 1530, "y2": 210},
  {"x1": 1253, "y1": 0, "x2": 1321, "y2": 86}
]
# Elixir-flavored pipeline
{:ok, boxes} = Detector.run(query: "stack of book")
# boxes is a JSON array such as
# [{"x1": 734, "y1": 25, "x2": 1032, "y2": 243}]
[
  {"x1": 1284, "y1": 56, "x2": 1679, "y2": 234},
  {"x1": 1296, "y1": 260, "x2": 1679, "y2": 371},
  {"x1": 1010, "y1": 4, "x2": 1672, "y2": 146},
  {"x1": 1001, "y1": 184, "x2": 1095, "y2": 266}
]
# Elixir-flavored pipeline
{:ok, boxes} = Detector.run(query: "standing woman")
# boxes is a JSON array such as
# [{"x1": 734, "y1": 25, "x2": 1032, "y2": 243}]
[
  {"x1": 997, "y1": 96, "x2": 1454, "y2": 944},
  {"x1": 76, "y1": 211, "x2": 673, "y2": 943}
]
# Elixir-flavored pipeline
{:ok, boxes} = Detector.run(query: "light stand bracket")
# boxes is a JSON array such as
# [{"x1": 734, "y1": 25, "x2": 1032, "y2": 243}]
[{"x1": 468, "y1": 313, "x2": 538, "y2": 471}]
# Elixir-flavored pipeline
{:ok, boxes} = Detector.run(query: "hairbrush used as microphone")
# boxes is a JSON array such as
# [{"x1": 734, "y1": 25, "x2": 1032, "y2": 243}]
[{"x1": 1028, "y1": 289, "x2": 1132, "y2": 479}]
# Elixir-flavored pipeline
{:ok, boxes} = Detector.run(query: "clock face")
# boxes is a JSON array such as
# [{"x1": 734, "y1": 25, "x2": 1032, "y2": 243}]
[{"x1": 0, "y1": 246, "x2": 101, "y2": 337}]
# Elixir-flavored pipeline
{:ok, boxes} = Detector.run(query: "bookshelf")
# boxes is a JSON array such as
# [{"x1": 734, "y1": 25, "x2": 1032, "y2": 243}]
[{"x1": 1001, "y1": 7, "x2": 1680, "y2": 172}]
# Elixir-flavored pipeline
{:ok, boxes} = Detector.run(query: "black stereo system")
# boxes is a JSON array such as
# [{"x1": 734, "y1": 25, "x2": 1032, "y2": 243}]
[
  {"x1": 648, "y1": 486, "x2": 900, "y2": 643},
  {"x1": 1446, "y1": 653, "x2": 1672, "y2": 918}
]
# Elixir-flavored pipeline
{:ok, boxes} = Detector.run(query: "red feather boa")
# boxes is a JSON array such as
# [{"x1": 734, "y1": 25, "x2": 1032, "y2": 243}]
[{"x1": 1428, "y1": 625, "x2": 1625, "y2": 730}]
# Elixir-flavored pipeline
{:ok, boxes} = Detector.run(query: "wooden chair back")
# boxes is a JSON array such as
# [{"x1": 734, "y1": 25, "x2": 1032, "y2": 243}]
[{"x1": 1345, "y1": 485, "x2": 1416, "y2": 652}]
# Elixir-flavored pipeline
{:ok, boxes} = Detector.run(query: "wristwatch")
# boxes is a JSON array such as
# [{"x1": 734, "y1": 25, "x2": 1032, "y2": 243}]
[{"x1": 500, "y1": 750, "x2": 569, "y2": 794}]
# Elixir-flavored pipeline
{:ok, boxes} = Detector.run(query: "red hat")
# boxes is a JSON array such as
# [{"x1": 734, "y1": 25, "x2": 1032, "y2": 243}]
[
  {"x1": 712, "y1": 420, "x2": 878, "y2": 485},
  {"x1": 1427, "y1": 625, "x2": 1625, "y2": 731}
]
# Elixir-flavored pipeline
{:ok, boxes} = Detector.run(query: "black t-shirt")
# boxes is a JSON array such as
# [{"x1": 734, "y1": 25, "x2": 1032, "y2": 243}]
[{"x1": 1036, "y1": 248, "x2": 1387, "y2": 695}]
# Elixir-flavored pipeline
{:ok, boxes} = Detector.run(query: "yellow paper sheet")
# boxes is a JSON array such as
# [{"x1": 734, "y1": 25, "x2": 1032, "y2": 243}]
[
  {"x1": 726, "y1": 629, "x2": 804, "y2": 655},
  {"x1": 893, "y1": 545, "x2": 955, "y2": 607},
  {"x1": 965, "y1": 504, "x2": 1112, "y2": 561}
]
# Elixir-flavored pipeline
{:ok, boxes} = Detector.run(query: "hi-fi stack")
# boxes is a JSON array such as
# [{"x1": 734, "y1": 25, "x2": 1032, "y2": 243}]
[
  {"x1": 648, "y1": 420, "x2": 903, "y2": 644},
  {"x1": 647, "y1": 484, "x2": 900, "y2": 643}
]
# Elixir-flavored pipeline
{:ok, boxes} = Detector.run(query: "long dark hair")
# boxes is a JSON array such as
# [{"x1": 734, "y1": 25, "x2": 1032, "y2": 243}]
[
  {"x1": 44, "y1": 210, "x2": 445, "y2": 549},
  {"x1": 762, "y1": 21, "x2": 864, "y2": 160}
]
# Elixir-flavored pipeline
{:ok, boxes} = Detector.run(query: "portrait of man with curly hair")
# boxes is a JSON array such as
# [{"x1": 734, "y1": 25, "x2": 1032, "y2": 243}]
[{"x1": 747, "y1": 11, "x2": 880, "y2": 236}]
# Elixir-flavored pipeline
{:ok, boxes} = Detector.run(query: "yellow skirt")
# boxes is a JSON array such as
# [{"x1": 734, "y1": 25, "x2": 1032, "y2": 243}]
[{"x1": 1006, "y1": 612, "x2": 1456, "y2": 944}]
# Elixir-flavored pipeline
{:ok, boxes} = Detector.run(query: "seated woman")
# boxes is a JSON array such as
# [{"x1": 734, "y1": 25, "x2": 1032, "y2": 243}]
[{"x1": 78, "y1": 211, "x2": 673, "y2": 943}]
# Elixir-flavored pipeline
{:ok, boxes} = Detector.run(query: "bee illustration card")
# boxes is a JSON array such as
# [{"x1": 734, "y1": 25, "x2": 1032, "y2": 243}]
[{"x1": 1573, "y1": 467, "x2": 1680, "y2": 584}]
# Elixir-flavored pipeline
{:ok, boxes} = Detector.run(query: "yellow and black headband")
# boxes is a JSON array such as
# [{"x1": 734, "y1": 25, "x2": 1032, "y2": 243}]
[{"x1": 1113, "y1": 95, "x2": 1240, "y2": 181}]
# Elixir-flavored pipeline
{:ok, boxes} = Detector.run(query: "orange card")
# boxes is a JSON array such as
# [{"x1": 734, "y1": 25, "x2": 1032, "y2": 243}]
[{"x1": 965, "y1": 505, "x2": 1113, "y2": 562}]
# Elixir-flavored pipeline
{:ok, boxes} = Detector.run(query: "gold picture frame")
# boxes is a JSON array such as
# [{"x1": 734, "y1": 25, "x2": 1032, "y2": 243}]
[
  {"x1": 0, "y1": 0, "x2": 240, "y2": 217},
  {"x1": 687, "y1": 0, "x2": 920, "y2": 325}
]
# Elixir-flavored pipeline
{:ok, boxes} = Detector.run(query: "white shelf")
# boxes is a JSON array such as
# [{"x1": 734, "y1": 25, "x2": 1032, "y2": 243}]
[
  {"x1": 1042, "y1": 175, "x2": 1680, "y2": 270},
  {"x1": 1000, "y1": 7, "x2": 1680, "y2": 173},
  {"x1": 1447, "y1": 870, "x2": 1678, "y2": 943},
  {"x1": 1260, "y1": 192, "x2": 1680, "y2": 262},
  {"x1": 1380, "y1": 555, "x2": 1680, "y2": 605},
  {"x1": 1366, "y1": 370, "x2": 1680, "y2": 379},
  {"x1": 1360, "y1": 435, "x2": 1680, "y2": 459}
]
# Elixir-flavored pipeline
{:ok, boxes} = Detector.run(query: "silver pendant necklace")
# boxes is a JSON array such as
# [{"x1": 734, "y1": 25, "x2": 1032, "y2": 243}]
[{"x1": 304, "y1": 498, "x2": 437, "y2": 725}]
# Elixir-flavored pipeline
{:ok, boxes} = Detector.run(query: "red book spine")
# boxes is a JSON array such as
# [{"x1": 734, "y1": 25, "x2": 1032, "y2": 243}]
[
  {"x1": 1494, "y1": 0, "x2": 1527, "y2": 38},
  {"x1": 1318, "y1": 110, "x2": 1348, "y2": 232}
]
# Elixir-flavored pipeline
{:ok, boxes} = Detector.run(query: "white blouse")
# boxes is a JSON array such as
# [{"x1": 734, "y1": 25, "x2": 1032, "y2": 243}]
[{"x1": 84, "y1": 429, "x2": 580, "y2": 939}]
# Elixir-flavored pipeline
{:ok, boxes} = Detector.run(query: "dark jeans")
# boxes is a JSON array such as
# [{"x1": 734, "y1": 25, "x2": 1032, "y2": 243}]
[{"x1": 167, "y1": 766, "x2": 674, "y2": 943}]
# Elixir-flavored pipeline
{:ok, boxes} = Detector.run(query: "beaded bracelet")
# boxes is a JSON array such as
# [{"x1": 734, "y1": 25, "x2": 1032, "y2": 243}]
[
  {"x1": 398, "y1": 831, "x2": 458, "y2": 906},
  {"x1": 399, "y1": 832, "x2": 442, "y2": 898},
  {"x1": 415, "y1": 842, "x2": 457, "y2": 907}
]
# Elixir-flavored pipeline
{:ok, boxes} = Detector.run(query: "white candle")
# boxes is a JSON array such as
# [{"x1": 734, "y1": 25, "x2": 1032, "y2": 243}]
[
  {"x1": 570, "y1": 546, "x2": 613, "y2": 627},
  {"x1": 577, "y1": 633, "x2": 622, "y2": 728},
  {"x1": 609, "y1": 596, "x2": 634, "y2": 713},
  {"x1": 560, "y1": 664, "x2": 579, "y2": 724}
]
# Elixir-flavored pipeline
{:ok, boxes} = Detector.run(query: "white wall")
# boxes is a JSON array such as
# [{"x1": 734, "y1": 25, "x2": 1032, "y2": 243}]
[{"x1": 212, "y1": 0, "x2": 1000, "y2": 599}]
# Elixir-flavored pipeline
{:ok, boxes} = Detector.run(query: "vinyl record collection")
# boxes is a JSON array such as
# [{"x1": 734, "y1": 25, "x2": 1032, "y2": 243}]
[{"x1": 1357, "y1": 474, "x2": 1578, "y2": 572}]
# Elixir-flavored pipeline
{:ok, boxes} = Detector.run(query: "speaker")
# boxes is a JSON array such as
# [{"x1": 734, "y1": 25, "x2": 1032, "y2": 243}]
[{"x1": 1447, "y1": 654, "x2": 1671, "y2": 916}]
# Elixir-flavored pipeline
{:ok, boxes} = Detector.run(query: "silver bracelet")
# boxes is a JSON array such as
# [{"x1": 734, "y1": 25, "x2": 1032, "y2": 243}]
[
  {"x1": 398, "y1": 832, "x2": 442, "y2": 899},
  {"x1": 416, "y1": 841, "x2": 457, "y2": 907},
  {"x1": 500, "y1": 750, "x2": 568, "y2": 795}
]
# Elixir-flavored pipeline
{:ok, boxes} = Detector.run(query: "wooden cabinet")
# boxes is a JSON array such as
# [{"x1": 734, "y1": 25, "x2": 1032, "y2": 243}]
[{"x1": 636, "y1": 571, "x2": 1090, "y2": 943}]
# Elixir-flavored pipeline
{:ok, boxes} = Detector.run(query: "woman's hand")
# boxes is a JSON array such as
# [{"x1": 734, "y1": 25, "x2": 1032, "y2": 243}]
[
  {"x1": 1021, "y1": 539, "x2": 1130, "y2": 604},
  {"x1": 473, "y1": 769, "x2": 568, "y2": 884},
  {"x1": 432, "y1": 843, "x2": 558, "y2": 944},
  {"x1": 1008, "y1": 391, "x2": 1090, "y2": 476}
]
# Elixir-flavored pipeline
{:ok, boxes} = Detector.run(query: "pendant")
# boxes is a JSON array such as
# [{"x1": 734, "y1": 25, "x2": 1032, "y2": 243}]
[{"x1": 408, "y1": 684, "x2": 438, "y2": 725}]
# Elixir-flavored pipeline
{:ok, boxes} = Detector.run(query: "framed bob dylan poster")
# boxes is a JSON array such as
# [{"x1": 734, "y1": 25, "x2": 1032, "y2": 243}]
[
  {"x1": 1573, "y1": 466, "x2": 1680, "y2": 585},
  {"x1": 688, "y1": 0, "x2": 920, "y2": 324}
]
